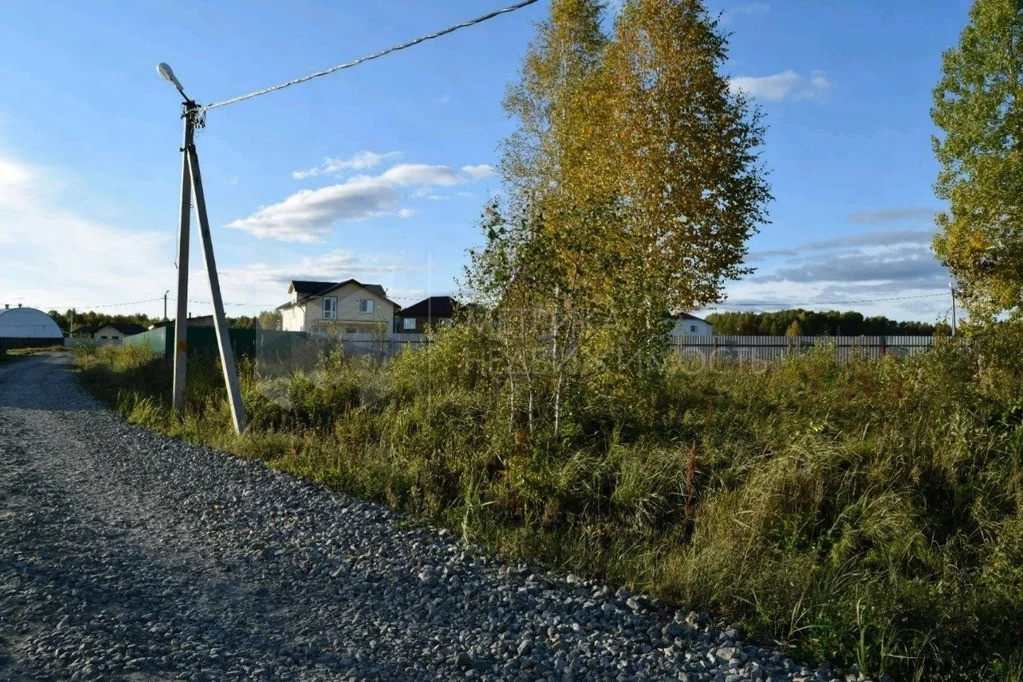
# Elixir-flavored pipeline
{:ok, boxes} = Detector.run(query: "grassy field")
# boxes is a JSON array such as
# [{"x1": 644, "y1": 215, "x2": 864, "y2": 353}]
[{"x1": 73, "y1": 334, "x2": 1023, "y2": 681}]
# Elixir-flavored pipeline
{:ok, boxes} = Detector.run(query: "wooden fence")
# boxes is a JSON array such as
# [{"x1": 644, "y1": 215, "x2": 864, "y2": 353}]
[{"x1": 669, "y1": 334, "x2": 940, "y2": 363}]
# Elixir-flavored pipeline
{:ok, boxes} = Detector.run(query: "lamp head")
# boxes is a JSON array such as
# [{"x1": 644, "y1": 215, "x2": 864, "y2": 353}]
[
  {"x1": 156, "y1": 62, "x2": 191, "y2": 102},
  {"x1": 157, "y1": 62, "x2": 175, "y2": 82}
]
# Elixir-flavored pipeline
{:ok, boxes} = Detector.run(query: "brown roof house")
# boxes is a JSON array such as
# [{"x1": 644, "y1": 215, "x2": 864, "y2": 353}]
[{"x1": 398, "y1": 296, "x2": 469, "y2": 333}]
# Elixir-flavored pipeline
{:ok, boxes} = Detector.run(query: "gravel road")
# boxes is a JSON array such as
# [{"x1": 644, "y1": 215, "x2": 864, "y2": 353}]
[{"x1": 0, "y1": 354, "x2": 849, "y2": 682}]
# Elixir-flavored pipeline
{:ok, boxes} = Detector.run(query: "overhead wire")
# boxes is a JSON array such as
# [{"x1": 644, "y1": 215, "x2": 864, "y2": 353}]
[{"x1": 199, "y1": 0, "x2": 540, "y2": 113}]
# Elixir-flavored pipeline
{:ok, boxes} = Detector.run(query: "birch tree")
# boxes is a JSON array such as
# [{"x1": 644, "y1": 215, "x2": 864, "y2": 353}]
[
  {"x1": 465, "y1": 0, "x2": 770, "y2": 436},
  {"x1": 933, "y1": 0, "x2": 1023, "y2": 324}
]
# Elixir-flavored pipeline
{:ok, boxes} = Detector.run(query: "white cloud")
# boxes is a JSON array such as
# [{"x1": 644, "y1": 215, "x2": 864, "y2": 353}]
[
  {"x1": 398, "y1": 208, "x2": 417, "y2": 219},
  {"x1": 0, "y1": 153, "x2": 173, "y2": 313},
  {"x1": 749, "y1": 228, "x2": 936, "y2": 261},
  {"x1": 380, "y1": 163, "x2": 462, "y2": 186},
  {"x1": 755, "y1": 243, "x2": 946, "y2": 286},
  {"x1": 460, "y1": 164, "x2": 495, "y2": 181},
  {"x1": 229, "y1": 177, "x2": 401, "y2": 242},
  {"x1": 292, "y1": 151, "x2": 402, "y2": 179},
  {"x1": 708, "y1": 225, "x2": 950, "y2": 321},
  {"x1": 233, "y1": 160, "x2": 494, "y2": 242},
  {"x1": 0, "y1": 158, "x2": 31, "y2": 186},
  {"x1": 729, "y1": 70, "x2": 833, "y2": 101}
]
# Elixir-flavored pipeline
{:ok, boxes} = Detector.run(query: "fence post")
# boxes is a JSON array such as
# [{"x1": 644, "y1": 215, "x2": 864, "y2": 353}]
[{"x1": 880, "y1": 336, "x2": 887, "y2": 357}]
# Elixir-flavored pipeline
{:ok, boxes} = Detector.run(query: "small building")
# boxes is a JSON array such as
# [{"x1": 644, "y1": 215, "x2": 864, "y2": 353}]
[
  {"x1": 277, "y1": 279, "x2": 398, "y2": 335},
  {"x1": 0, "y1": 305, "x2": 64, "y2": 350},
  {"x1": 72, "y1": 324, "x2": 100, "y2": 338},
  {"x1": 92, "y1": 322, "x2": 146, "y2": 343},
  {"x1": 669, "y1": 313, "x2": 713, "y2": 337},
  {"x1": 186, "y1": 314, "x2": 215, "y2": 328},
  {"x1": 398, "y1": 295, "x2": 464, "y2": 333}
]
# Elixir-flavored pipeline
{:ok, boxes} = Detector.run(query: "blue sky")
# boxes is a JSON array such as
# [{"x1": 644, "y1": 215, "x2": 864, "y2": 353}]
[{"x1": 0, "y1": 1, "x2": 972, "y2": 322}]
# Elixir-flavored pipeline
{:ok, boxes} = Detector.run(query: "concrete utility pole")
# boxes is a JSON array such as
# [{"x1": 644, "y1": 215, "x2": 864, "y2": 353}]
[
  {"x1": 163, "y1": 290, "x2": 169, "y2": 321},
  {"x1": 172, "y1": 100, "x2": 194, "y2": 417},
  {"x1": 161, "y1": 64, "x2": 246, "y2": 434},
  {"x1": 186, "y1": 138, "x2": 247, "y2": 433}
]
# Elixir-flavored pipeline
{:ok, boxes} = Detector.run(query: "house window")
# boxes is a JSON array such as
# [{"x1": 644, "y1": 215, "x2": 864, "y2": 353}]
[
  {"x1": 403, "y1": 318, "x2": 416, "y2": 331},
  {"x1": 359, "y1": 299, "x2": 375, "y2": 314},
  {"x1": 322, "y1": 297, "x2": 337, "y2": 319},
  {"x1": 100, "y1": 335, "x2": 107, "y2": 339},
  {"x1": 346, "y1": 328, "x2": 358, "y2": 334},
  {"x1": 690, "y1": 325, "x2": 697, "y2": 333}
]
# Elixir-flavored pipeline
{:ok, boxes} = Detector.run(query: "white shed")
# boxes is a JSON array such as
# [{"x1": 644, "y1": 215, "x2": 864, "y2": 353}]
[
  {"x1": 669, "y1": 313, "x2": 713, "y2": 337},
  {"x1": 0, "y1": 306, "x2": 63, "y2": 340}
]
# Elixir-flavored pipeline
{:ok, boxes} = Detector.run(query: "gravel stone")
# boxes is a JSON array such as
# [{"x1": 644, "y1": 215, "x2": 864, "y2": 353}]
[{"x1": 0, "y1": 355, "x2": 846, "y2": 681}]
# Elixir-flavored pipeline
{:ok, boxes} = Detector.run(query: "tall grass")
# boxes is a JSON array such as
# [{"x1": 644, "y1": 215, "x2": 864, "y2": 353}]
[{"x1": 72, "y1": 336, "x2": 1023, "y2": 681}]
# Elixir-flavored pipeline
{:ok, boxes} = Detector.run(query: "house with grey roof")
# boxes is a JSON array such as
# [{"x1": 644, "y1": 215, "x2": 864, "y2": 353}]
[
  {"x1": 668, "y1": 312, "x2": 713, "y2": 336},
  {"x1": 277, "y1": 279, "x2": 398, "y2": 335}
]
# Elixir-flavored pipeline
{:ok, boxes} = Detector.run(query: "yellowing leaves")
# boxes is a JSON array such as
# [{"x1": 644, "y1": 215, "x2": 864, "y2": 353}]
[{"x1": 933, "y1": 0, "x2": 1023, "y2": 324}]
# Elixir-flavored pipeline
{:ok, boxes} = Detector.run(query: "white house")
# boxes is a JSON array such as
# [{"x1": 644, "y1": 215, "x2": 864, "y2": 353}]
[
  {"x1": 74, "y1": 322, "x2": 146, "y2": 344},
  {"x1": 669, "y1": 312, "x2": 713, "y2": 336},
  {"x1": 278, "y1": 279, "x2": 398, "y2": 335}
]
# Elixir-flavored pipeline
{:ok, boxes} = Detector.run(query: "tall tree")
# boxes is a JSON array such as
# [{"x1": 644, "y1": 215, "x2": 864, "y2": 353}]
[
  {"x1": 470, "y1": 0, "x2": 612, "y2": 438},
  {"x1": 933, "y1": 0, "x2": 1023, "y2": 324},
  {"x1": 466, "y1": 0, "x2": 770, "y2": 435},
  {"x1": 601, "y1": 0, "x2": 770, "y2": 321}
]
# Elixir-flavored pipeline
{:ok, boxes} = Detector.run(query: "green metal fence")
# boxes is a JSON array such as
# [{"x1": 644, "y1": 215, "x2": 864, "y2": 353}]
[{"x1": 123, "y1": 327, "x2": 309, "y2": 359}]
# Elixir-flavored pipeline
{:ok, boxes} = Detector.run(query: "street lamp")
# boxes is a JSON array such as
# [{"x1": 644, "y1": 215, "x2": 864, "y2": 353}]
[
  {"x1": 158, "y1": 62, "x2": 247, "y2": 434},
  {"x1": 156, "y1": 62, "x2": 192, "y2": 104}
]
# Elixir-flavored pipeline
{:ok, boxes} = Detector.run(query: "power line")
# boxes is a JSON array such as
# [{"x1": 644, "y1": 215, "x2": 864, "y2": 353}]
[
  {"x1": 200, "y1": 0, "x2": 539, "y2": 113},
  {"x1": 38, "y1": 297, "x2": 165, "y2": 311}
]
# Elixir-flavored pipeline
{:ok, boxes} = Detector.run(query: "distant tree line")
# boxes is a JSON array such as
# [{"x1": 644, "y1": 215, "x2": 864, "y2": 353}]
[
  {"x1": 47, "y1": 309, "x2": 282, "y2": 333},
  {"x1": 47, "y1": 310, "x2": 155, "y2": 333},
  {"x1": 703, "y1": 309, "x2": 952, "y2": 337}
]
